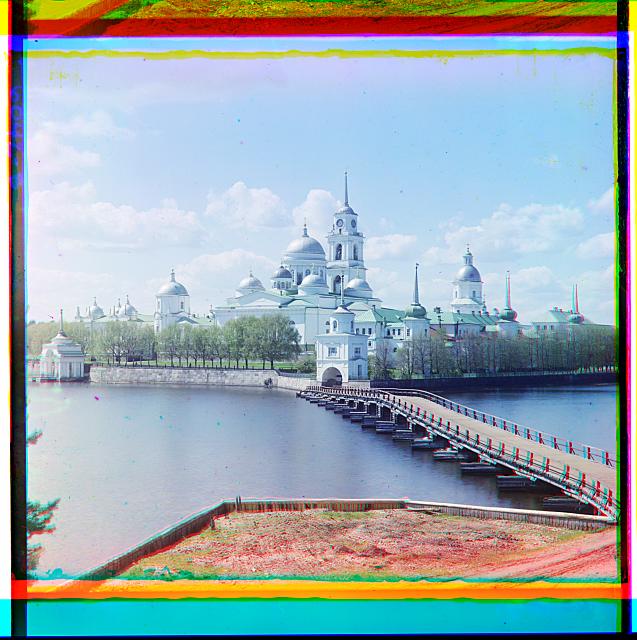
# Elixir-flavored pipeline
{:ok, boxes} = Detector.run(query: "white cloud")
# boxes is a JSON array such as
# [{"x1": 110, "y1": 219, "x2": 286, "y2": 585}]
[
  {"x1": 27, "y1": 267, "x2": 116, "y2": 322},
  {"x1": 421, "y1": 201, "x2": 583, "y2": 266},
  {"x1": 41, "y1": 111, "x2": 134, "y2": 139},
  {"x1": 292, "y1": 189, "x2": 338, "y2": 238},
  {"x1": 587, "y1": 186, "x2": 614, "y2": 215},
  {"x1": 205, "y1": 181, "x2": 290, "y2": 230},
  {"x1": 28, "y1": 130, "x2": 100, "y2": 178},
  {"x1": 510, "y1": 266, "x2": 557, "y2": 291},
  {"x1": 576, "y1": 232, "x2": 615, "y2": 260},
  {"x1": 155, "y1": 249, "x2": 277, "y2": 303},
  {"x1": 28, "y1": 181, "x2": 206, "y2": 251},
  {"x1": 365, "y1": 234, "x2": 418, "y2": 261}
]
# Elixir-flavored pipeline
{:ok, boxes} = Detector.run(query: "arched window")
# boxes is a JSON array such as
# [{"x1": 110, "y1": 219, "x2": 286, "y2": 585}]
[
  {"x1": 332, "y1": 320, "x2": 337, "y2": 330},
  {"x1": 297, "y1": 272, "x2": 303, "y2": 285},
  {"x1": 180, "y1": 301, "x2": 184, "y2": 310},
  {"x1": 335, "y1": 244, "x2": 342, "y2": 260},
  {"x1": 353, "y1": 245, "x2": 358, "y2": 261},
  {"x1": 333, "y1": 275, "x2": 342, "y2": 294},
  {"x1": 305, "y1": 269, "x2": 310, "y2": 276}
]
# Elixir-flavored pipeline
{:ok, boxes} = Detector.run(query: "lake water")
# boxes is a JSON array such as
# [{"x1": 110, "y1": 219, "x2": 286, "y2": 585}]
[{"x1": 26, "y1": 382, "x2": 617, "y2": 576}]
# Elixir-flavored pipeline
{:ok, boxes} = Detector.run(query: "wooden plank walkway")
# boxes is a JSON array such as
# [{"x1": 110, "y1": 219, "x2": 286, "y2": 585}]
[{"x1": 393, "y1": 393, "x2": 617, "y2": 497}]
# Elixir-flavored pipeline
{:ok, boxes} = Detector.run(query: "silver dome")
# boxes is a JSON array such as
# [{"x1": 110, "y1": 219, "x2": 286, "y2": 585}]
[
  {"x1": 89, "y1": 297, "x2": 105, "y2": 320},
  {"x1": 117, "y1": 296, "x2": 137, "y2": 318},
  {"x1": 238, "y1": 272, "x2": 265, "y2": 291},
  {"x1": 299, "y1": 273, "x2": 328, "y2": 294},
  {"x1": 455, "y1": 264, "x2": 482, "y2": 282},
  {"x1": 272, "y1": 266, "x2": 293, "y2": 280},
  {"x1": 344, "y1": 277, "x2": 373, "y2": 298},
  {"x1": 157, "y1": 269, "x2": 189, "y2": 296},
  {"x1": 284, "y1": 225, "x2": 325, "y2": 258}
]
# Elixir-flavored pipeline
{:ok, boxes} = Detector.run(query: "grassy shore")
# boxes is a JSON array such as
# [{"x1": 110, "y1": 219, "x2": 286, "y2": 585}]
[{"x1": 118, "y1": 509, "x2": 617, "y2": 581}]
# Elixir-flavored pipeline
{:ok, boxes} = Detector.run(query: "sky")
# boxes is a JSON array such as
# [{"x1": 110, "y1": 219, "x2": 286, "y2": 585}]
[{"x1": 24, "y1": 37, "x2": 617, "y2": 325}]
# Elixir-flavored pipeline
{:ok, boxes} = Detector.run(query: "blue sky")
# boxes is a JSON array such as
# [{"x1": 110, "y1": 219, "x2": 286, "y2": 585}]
[{"x1": 25, "y1": 37, "x2": 616, "y2": 324}]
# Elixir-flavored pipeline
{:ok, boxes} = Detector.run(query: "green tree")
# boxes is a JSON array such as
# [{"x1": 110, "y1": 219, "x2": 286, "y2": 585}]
[
  {"x1": 26, "y1": 321, "x2": 58, "y2": 357},
  {"x1": 254, "y1": 314, "x2": 301, "y2": 369},
  {"x1": 158, "y1": 325, "x2": 181, "y2": 366},
  {"x1": 27, "y1": 430, "x2": 59, "y2": 573}
]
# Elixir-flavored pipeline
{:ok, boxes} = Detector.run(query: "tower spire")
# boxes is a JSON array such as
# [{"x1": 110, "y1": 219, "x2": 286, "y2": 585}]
[
  {"x1": 344, "y1": 171, "x2": 349, "y2": 206},
  {"x1": 413, "y1": 263, "x2": 420, "y2": 305},
  {"x1": 58, "y1": 308, "x2": 66, "y2": 336},
  {"x1": 505, "y1": 271, "x2": 511, "y2": 308},
  {"x1": 573, "y1": 284, "x2": 580, "y2": 313},
  {"x1": 340, "y1": 270, "x2": 345, "y2": 306}
]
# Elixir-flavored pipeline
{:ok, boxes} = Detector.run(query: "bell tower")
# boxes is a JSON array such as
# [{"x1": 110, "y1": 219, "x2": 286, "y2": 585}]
[{"x1": 326, "y1": 172, "x2": 367, "y2": 294}]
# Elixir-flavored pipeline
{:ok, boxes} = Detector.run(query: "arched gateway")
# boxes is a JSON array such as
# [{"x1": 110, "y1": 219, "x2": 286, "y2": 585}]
[{"x1": 321, "y1": 366, "x2": 343, "y2": 387}]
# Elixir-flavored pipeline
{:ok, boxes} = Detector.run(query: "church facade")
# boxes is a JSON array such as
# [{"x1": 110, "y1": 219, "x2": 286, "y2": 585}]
[{"x1": 73, "y1": 174, "x2": 608, "y2": 357}]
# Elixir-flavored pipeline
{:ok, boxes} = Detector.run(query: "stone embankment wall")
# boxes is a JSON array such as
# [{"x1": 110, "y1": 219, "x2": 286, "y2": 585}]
[
  {"x1": 71, "y1": 497, "x2": 614, "y2": 581},
  {"x1": 89, "y1": 365, "x2": 314, "y2": 391}
]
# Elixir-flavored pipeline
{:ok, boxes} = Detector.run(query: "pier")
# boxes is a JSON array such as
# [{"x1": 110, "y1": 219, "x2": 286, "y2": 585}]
[{"x1": 299, "y1": 385, "x2": 618, "y2": 520}]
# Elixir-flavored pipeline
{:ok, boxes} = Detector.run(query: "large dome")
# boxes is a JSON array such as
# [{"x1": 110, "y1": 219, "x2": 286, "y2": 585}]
[
  {"x1": 284, "y1": 225, "x2": 325, "y2": 259},
  {"x1": 455, "y1": 264, "x2": 482, "y2": 282},
  {"x1": 344, "y1": 277, "x2": 373, "y2": 298},
  {"x1": 157, "y1": 269, "x2": 189, "y2": 296}
]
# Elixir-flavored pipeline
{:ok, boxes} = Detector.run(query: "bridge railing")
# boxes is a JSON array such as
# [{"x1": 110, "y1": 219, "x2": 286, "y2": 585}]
[
  {"x1": 414, "y1": 410, "x2": 618, "y2": 520},
  {"x1": 304, "y1": 385, "x2": 618, "y2": 519},
  {"x1": 306, "y1": 385, "x2": 616, "y2": 468},
  {"x1": 382, "y1": 387, "x2": 617, "y2": 469}
]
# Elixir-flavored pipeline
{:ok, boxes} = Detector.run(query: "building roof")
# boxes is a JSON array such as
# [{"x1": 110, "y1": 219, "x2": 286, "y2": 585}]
[
  {"x1": 531, "y1": 308, "x2": 593, "y2": 325},
  {"x1": 284, "y1": 224, "x2": 326, "y2": 259},
  {"x1": 157, "y1": 269, "x2": 189, "y2": 296}
]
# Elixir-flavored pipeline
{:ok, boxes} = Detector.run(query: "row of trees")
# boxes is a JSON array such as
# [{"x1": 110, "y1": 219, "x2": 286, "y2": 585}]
[
  {"x1": 28, "y1": 317, "x2": 616, "y2": 377},
  {"x1": 28, "y1": 314, "x2": 303, "y2": 369},
  {"x1": 369, "y1": 327, "x2": 616, "y2": 380}
]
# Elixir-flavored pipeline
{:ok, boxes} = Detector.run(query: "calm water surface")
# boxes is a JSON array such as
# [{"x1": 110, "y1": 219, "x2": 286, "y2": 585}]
[{"x1": 26, "y1": 382, "x2": 617, "y2": 575}]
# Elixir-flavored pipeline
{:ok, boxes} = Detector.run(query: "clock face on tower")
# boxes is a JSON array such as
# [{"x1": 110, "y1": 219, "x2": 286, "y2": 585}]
[{"x1": 336, "y1": 219, "x2": 344, "y2": 228}]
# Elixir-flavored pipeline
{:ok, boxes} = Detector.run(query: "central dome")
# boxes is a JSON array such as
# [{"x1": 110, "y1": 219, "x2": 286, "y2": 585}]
[{"x1": 284, "y1": 224, "x2": 325, "y2": 259}]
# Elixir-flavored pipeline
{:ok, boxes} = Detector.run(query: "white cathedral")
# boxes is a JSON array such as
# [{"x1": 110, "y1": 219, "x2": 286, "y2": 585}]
[{"x1": 74, "y1": 173, "x2": 602, "y2": 357}]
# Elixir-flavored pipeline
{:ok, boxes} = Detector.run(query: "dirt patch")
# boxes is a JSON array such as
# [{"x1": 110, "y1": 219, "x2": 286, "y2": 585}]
[{"x1": 119, "y1": 509, "x2": 618, "y2": 580}]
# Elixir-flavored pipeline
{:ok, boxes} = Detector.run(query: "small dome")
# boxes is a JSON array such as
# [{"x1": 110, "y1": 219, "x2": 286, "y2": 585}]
[
  {"x1": 569, "y1": 313, "x2": 584, "y2": 324},
  {"x1": 238, "y1": 272, "x2": 265, "y2": 291},
  {"x1": 284, "y1": 225, "x2": 326, "y2": 259},
  {"x1": 157, "y1": 269, "x2": 189, "y2": 296},
  {"x1": 336, "y1": 203, "x2": 356, "y2": 216},
  {"x1": 299, "y1": 273, "x2": 329, "y2": 294},
  {"x1": 404, "y1": 303, "x2": 428, "y2": 319},
  {"x1": 117, "y1": 296, "x2": 137, "y2": 318},
  {"x1": 499, "y1": 307, "x2": 518, "y2": 322},
  {"x1": 272, "y1": 266, "x2": 292, "y2": 280},
  {"x1": 455, "y1": 264, "x2": 482, "y2": 282},
  {"x1": 89, "y1": 297, "x2": 105, "y2": 321},
  {"x1": 344, "y1": 277, "x2": 373, "y2": 298}
]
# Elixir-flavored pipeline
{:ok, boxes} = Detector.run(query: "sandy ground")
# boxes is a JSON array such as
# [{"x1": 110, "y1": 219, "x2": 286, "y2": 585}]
[{"x1": 119, "y1": 509, "x2": 618, "y2": 580}]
